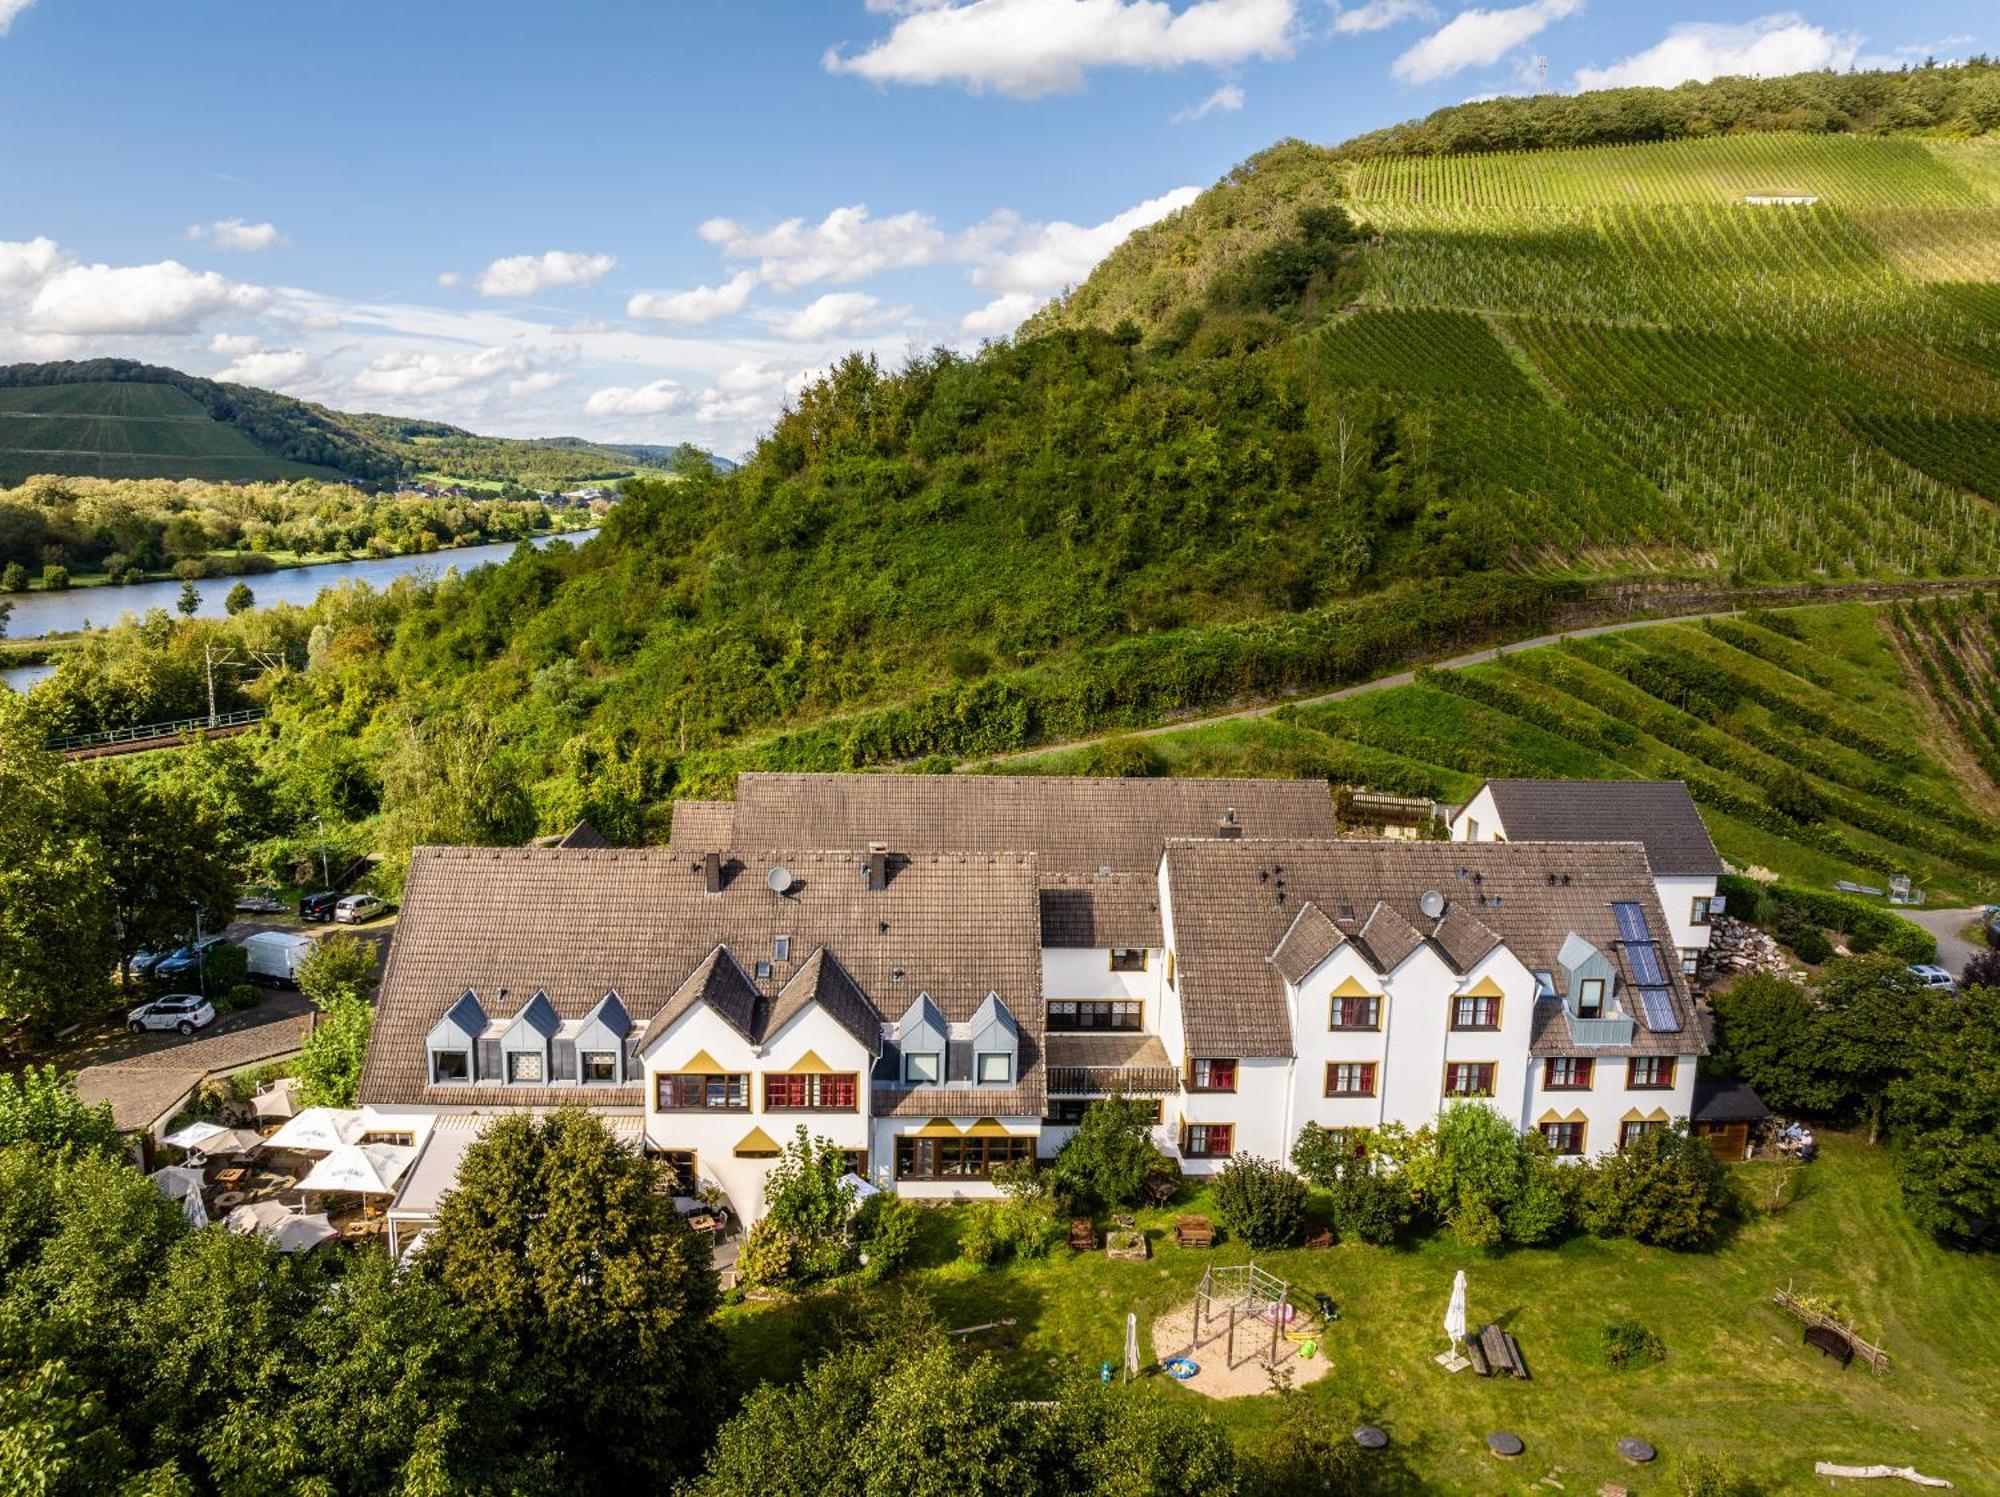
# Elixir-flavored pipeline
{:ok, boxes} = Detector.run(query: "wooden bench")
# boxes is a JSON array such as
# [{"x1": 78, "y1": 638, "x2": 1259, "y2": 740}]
[
  {"x1": 1804, "y1": 1325, "x2": 1854, "y2": 1366},
  {"x1": 1068, "y1": 1216, "x2": 1098, "y2": 1252},
  {"x1": 1174, "y1": 1215, "x2": 1216, "y2": 1249},
  {"x1": 1475, "y1": 1323, "x2": 1530, "y2": 1380},
  {"x1": 1302, "y1": 1223, "x2": 1333, "y2": 1250}
]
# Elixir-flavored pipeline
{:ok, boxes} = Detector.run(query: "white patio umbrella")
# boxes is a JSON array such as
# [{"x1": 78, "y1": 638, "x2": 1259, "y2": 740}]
[
  {"x1": 226, "y1": 1199, "x2": 293, "y2": 1236},
  {"x1": 1444, "y1": 1269, "x2": 1468, "y2": 1353},
  {"x1": 837, "y1": 1172, "x2": 880, "y2": 1210},
  {"x1": 149, "y1": 1165, "x2": 209, "y2": 1227},
  {"x1": 266, "y1": 1107, "x2": 365, "y2": 1154},
  {"x1": 296, "y1": 1142, "x2": 416, "y2": 1196},
  {"x1": 163, "y1": 1120, "x2": 231, "y2": 1151},
  {"x1": 269, "y1": 1212, "x2": 338, "y2": 1254},
  {"x1": 252, "y1": 1077, "x2": 300, "y2": 1121},
  {"x1": 187, "y1": 1127, "x2": 265, "y2": 1158}
]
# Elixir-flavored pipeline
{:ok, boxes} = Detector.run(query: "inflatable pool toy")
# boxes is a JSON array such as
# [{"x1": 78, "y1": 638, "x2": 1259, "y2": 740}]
[
  {"x1": 1299, "y1": 1339, "x2": 1318, "y2": 1360},
  {"x1": 1263, "y1": 1301, "x2": 1297, "y2": 1326},
  {"x1": 1165, "y1": 1357, "x2": 1199, "y2": 1380}
]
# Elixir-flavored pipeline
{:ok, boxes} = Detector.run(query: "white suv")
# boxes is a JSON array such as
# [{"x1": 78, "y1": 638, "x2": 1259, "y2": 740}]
[
  {"x1": 334, "y1": 894, "x2": 389, "y2": 924},
  {"x1": 127, "y1": 993, "x2": 217, "y2": 1036},
  {"x1": 1907, "y1": 964, "x2": 1957, "y2": 994}
]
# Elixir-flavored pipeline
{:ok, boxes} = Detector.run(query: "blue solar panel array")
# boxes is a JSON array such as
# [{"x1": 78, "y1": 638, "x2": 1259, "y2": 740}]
[
  {"x1": 1610, "y1": 900, "x2": 1682, "y2": 1031},
  {"x1": 1638, "y1": 988, "x2": 1680, "y2": 1033}
]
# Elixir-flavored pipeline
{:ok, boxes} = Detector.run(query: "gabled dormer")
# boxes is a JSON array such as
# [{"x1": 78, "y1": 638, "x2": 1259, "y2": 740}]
[
  {"x1": 896, "y1": 992, "x2": 948, "y2": 1086},
  {"x1": 426, "y1": 989, "x2": 486, "y2": 1084},
  {"x1": 500, "y1": 990, "x2": 560, "y2": 1084},
  {"x1": 968, "y1": 991, "x2": 1019, "y2": 1087},
  {"x1": 571, "y1": 991, "x2": 633, "y2": 1085},
  {"x1": 1555, "y1": 933, "x2": 1634, "y2": 1045}
]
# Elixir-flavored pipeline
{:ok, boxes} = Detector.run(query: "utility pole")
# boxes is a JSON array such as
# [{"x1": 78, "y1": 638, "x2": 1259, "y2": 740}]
[
  {"x1": 192, "y1": 901, "x2": 206, "y2": 997},
  {"x1": 203, "y1": 643, "x2": 284, "y2": 727}
]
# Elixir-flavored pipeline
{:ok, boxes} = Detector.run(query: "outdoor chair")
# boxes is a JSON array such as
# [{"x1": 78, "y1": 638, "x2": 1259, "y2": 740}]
[{"x1": 1068, "y1": 1216, "x2": 1098, "y2": 1252}]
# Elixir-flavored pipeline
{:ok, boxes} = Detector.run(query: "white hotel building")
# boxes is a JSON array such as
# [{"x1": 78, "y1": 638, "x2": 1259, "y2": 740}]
[{"x1": 359, "y1": 774, "x2": 1705, "y2": 1231}]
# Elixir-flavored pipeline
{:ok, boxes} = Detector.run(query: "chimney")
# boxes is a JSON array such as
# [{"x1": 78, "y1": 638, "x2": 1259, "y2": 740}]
[
  {"x1": 1218, "y1": 806, "x2": 1242, "y2": 840},
  {"x1": 701, "y1": 851, "x2": 723, "y2": 896},
  {"x1": 866, "y1": 842, "x2": 890, "y2": 892}
]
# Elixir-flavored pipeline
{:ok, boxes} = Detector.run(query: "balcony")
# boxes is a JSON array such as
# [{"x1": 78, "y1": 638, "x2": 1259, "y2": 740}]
[{"x1": 1043, "y1": 1033, "x2": 1179, "y2": 1096}]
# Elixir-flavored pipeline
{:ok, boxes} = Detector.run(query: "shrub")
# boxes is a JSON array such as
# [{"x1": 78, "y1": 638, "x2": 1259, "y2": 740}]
[
  {"x1": 1678, "y1": 1452, "x2": 1759, "y2": 1497},
  {"x1": 1331, "y1": 1163, "x2": 1414, "y2": 1245},
  {"x1": 1212, "y1": 1155, "x2": 1308, "y2": 1250},
  {"x1": 736, "y1": 1217, "x2": 798, "y2": 1290},
  {"x1": 757, "y1": 1129, "x2": 857, "y2": 1285},
  {"x1": 41, "y1": 564, "x2": 69, "y2": 590},
  {"x1": 1601, "y1": 1319, "x2": 1666, "y2": 1370},
  {"x1": 854, "y1": 1194, "x2": 920, "y2": 1284},
  {"x1": 997, "y1": 1197, "x2": 1066, "y2": 1260},
  {"x1": 959, "y1": 1203, "x2": 1002, "y2": 1265},
  {"x1": 1774, "y1": 907, "x2": 1832, "y2": 964},
  {"x1": 1050, "y1": 1094, "x2": 1176, "y2": 1209},
  {"x1": 216, "y1": 982, "x2": 261, "y2": 1014},
  {"x1": 1962, "y1": 947, "x2": 2000, "y2": 988},
  {"x1": 1584, "y1": 1122, "x2": 1733, "y2": 1250},
  {"x1": 1, "y1": 561, "x2": 26, "y2": 591}
]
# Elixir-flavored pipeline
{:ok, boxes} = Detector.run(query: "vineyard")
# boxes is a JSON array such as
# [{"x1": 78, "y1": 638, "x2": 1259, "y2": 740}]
[
  {"x1": 1002, "y1": 603, "x2": 2000, "y2": 904},
  {"x1": 0, "y1": 380, "x2": 341, "y2": 485},
  {"x1": 1317, "y1": 133, "x2": 2000, "y2": 582}
]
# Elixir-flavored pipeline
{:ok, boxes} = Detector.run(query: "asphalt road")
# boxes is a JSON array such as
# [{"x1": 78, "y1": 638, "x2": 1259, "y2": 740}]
[{"x1": 1903, "y1": 906, "x2": 1994, "y2": 981}]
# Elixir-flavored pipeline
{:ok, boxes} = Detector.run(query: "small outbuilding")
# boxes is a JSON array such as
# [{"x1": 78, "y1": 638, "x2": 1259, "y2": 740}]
[{"x1": 1690, "y1": 1076, "x2": 1772, "y2": 1161}]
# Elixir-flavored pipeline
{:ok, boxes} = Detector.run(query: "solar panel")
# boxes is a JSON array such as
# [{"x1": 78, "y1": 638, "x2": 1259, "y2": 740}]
[
  {"x1": 1637, "y1": 987, "x2": 1681, "y2": 1032},
  {"x1": 1611, "y1": 900, "x2": 1651, "y2": 943},
  {"x1": 1627, "y1": 941, "x2": 1667, "y2": 986}
]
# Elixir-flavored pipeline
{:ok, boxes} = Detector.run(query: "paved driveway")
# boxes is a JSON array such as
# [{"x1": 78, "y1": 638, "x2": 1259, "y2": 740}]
[{"x1": 1903, "y1": 906, "x2": 1994, "y2": 980}]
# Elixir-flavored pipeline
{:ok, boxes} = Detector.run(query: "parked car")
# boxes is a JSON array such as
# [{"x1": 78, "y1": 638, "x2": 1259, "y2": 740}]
[
  {"x1": 243, "y1": 930, "x2": 315, "y2": 987},
  {"x1": 1986, "y1": 909, "x2": 2000, "y2": 948},
  {"x1": 234, "y1": 885, "x2": 286, "y2": 914},
  {"x1": 127, "y1": 992, "x2": 217, "y2": 1036},
  {"x1": 1908, "y1": 963, "x2": 1957, "y2": 993},
  {"x1": 151, "y1": 935, "x2": 232, "y2": 984},
  {"x1": 334, "y1": 894, "x2": 389, "y2": 924},
  {"x1": 128, "y1": 942, "x2": 181, "y2": 980},
  {"x1": 299, "y1": 891, "x2": 341, "y2": 923}
]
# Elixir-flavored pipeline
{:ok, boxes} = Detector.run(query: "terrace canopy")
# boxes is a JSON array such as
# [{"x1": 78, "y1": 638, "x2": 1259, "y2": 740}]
[
  {"x1": 266, "y1": 1107, "x2": 366, "y2": 1153},
  {"x1": 297, "y1": 1142, "x2": 416, "y2": 1196},
  {"x1": 252, "y1": 1077, "x2": 301, "y2": 1121}
]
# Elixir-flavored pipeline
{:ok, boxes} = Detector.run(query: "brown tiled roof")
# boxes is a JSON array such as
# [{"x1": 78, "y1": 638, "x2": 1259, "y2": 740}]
[
  {"x1": 1043, "y1": 1032, "x2": 1173, "y2": 1071},
  {"x1": 1430, "y1": 901, "x2": 1503, "y2": 974},
  {"x1": 640, "y1": 946, "x2": 761, "y2": 1051},
  {"x1": 1270, "y1": 902, "x2": 1344, "y2": 985},
  {"x1": 1037, "y1": 872, "x2": 1162, "y2": 948},
  {"x1": 692, "y1": 773, "x2": 1337, "y2": 874},
  {"x1": 1479, "y1": 780, "x2": 1723, "y2": 877},
  {"x1": 1163, "y1": 839, "x2": 1704, "y2": 1059},
  {"x1": 359, "y1": 846, "x2": 1041, "y2": 1110},
  {"x1": 766, "y1": 948, "x2": 883, "y2": 1055},
  {"x1": 77, "y1": 1017, "x2": 311, "y2": 1132},
  {"x1": 669, "y1": 800, "x2": 736, "y2": 847}
]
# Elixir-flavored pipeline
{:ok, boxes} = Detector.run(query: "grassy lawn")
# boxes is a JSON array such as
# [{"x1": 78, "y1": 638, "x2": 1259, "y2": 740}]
[{"x1": 720, "y1": 1137, "x2": 1999, "y2": 1493}]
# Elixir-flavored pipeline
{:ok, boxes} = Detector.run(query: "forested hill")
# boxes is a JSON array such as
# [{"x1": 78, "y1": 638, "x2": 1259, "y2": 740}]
[
  {"x1": 0, "y1": 359, "x2": 724, "y2": 489},
  {"x1": 40, "y1": 67, "x2": 2000, "y2": 836}
]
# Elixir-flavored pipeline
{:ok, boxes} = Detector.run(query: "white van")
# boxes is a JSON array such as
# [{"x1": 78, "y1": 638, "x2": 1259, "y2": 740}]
[{"x1": 243, "y1": 930, "x2": 315, "y2": 987}]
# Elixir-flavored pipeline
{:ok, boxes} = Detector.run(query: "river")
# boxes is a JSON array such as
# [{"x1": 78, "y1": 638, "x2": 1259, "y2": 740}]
[{"x1": 1, "y1": 527, "x2": 595, "y2": 692}]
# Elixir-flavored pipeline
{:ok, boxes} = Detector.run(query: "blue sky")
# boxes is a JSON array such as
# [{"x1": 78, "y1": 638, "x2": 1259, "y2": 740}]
[{"x1": 0, "y1": 0, "x2": 1985, "y2": 454}]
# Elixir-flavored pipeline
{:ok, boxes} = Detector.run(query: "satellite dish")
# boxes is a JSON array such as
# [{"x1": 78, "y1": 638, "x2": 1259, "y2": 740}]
[
  {"x1": 1419, "y1": 889, "x2": 1446, "y2": 920},
  {"x1": 767, "y1": 866, "x2": 794, "y2": 896}
]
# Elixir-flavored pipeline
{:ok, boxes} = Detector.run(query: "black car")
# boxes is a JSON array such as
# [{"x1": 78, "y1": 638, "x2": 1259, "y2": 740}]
[{"x1": 300, "y1": 891, "x2": 341, "y2": 922}]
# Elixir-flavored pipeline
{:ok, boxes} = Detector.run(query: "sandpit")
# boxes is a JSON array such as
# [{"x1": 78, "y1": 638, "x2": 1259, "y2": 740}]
[{"x1": 1151, "y1": 1297, "x2": 1332, "y2": 1399}]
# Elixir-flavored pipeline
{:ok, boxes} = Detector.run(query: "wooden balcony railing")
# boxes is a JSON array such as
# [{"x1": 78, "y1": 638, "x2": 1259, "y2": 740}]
[{"x1": 1045, "y1": 1065, "x2": 1180, "y2": 1097}]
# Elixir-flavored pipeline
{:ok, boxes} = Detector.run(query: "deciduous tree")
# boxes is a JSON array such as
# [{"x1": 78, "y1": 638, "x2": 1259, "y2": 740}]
[{"x1": 1890, "y1": 985, "x2": 2000, "y2": 1244}]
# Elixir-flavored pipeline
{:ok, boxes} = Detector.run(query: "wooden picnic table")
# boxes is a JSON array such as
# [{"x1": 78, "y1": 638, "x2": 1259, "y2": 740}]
[
  {"x1": 1174, "y1": 1215, "x2": 1216, "y2": 1248},
  {"x1": 213, "y1": 1166, "x2": 249, "y2": 1188}
]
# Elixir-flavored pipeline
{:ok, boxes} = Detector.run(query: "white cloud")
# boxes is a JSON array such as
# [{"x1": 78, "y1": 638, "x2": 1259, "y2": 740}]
[
  {"x1": 0, "y1": 236, "x2": 67, "y2": 291},
  {"x1": 825, "y1": 0, "x2": 1299, "y2": 98},
  {"x1": 960, "y1": 291, "x2": 1043, "y2": 337},
  {"x1": 1574, "y1": 13, "x2": 1861, "y2": 91},
  {"x1": 208, "y1": 332, "x2": 260, "y2": 356},
  {"x1": 0, "y1": 0, "x2": 38, "y2": 36},
  {"x1": 778, "y1": 291, "x2": 893, "y2": 341},
  {"x1": 474, "y1": 249, "x2": 615, "y2": 298},
  {"x1": 436, "y1": 271, "x2": 462, "y2": 289},
  {"x1": 626, "y1": 270, "x2": 759, "y2": 325},
  {"x1": 1172, "y1": 82, "x2": 1245, "y2": 122},
  {"x1": 1332, "y1": 0, "x2": 1434, "y2": 33},
  {"x1": 218, "y1": 348, "x2": 315, "y2": 388},
  {"x1": 699, "y1": 206, "x2": 948, "y2": 291},
  {"x1": 186, "y1": 218, "x2": 284, "y2": 252},
  {"x1": 1894, "y1": 35, "x2": 1972, "y2": 58},
  {"x1": 965, "y1": 185, "x2": 1199, "y2": 294},
  {"x1": 1392, "y1": 0, "x2": 1580, "y2": 84},
  {"x1": 585, "y1": 378, "x2": 692, "y2": 417},
  {"x1": 715, "y1": 359, "x2": 793, "y2": 395},
  {"x1": 350, "y1": 343, "x2": 555, "y2": 399},
  {"x1": 27, "y1": 260, "x2": 270, "y2": 335},
  {"x1": 508, "y1": 370, "x2": 570, "y2": 397}
]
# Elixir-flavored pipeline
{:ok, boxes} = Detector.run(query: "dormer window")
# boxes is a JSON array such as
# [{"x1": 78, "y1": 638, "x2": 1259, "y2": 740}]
[
  {"x1": 507, "y1": 1050, "x2": 544, "y2": 1083},
  {"x1": 431, "y1": 1050, "x2": 470, "y2": 1083},
  {"x1": 580, "y1": 1050, "x2": 618, "y2": 1083},
  {"x1": 1577, "y1": 978, "x2": 1605, "y2": 1019},
  {"x1": 903, "y1": 1051, "x2": 941, "y2": 1085},
  {"x1": 976, "y1": 1052, "x2": 1013, "y2": 1085}
]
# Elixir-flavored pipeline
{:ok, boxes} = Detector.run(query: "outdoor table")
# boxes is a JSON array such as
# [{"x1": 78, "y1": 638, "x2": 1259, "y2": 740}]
[
  {"x1": 686, "y1": 1213, "x2": 718, "y2": 1234},
  {"x1": 214, "y1": 1167, "x2": 249, "y2": 1188}
]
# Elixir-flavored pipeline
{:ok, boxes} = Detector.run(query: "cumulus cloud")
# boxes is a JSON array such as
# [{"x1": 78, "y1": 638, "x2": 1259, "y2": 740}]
[
  {"x1": 825, "y1": 0, "x2": 1299, "y2": 98},
  {"x1": 208, "y1": 332, "x2": 260, "y2": 356},
  {"x1": 350, "y1": 343, "x2": 555, "y2": 399},
  {"x1": 777, "y1": 291, "x2": 895, "y2": 341},
  {"x1": 714, "y1": 359, "x2": 794, "y2": 395},
  {"x1": 699, "y1": 207, "x2": 948, "y2": 291},
  {"x1": 436, "y1": 271, "x2": 462, "y2": 289},
  {"x1": 186, "y1": 218, "x2": 284, "y2": 252},
  {"x1": 474, "y1": 249, "x2": 615, "y2": 298},
  {"x1": 27, "y1": 260, "x2": 270, "y2": 335},
  {"x1": 1332, "y1": 0, "x2": 1434, "y2": 32},
  {"x1": 965, "y1": 186, "x2": 1199, "y2": 295},
  {"x1": 218, "y1": 348, "x2": 315, "y2": 388},
  {"x1": 1393, "y1": 0, "x2": 1580, "y2": 84},
  {"x1": 585, "y1": 378, "x2": 692, "y2": 416},
  {"x1": 960, "y1": 291, "x2": 1043, "y2": 337},
  {"x1": 1574, "y1": 13, "x2": 1861, "y2": 92},
  {"x1": 508, "y1": 370, "x2": 570, "y2": 397},
  {"x1": 626, "y1": 270, "x2": 759, "y2": 325},
  {"x1": 0, "y1": 236, "x2": 67, "y2": 291},
  {"x1": 0, "y1": 0, "x2": 38, "y2": 36},
  {"x1": 1172, "y1": 82, "x2": 1245, "y2": 122}
]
